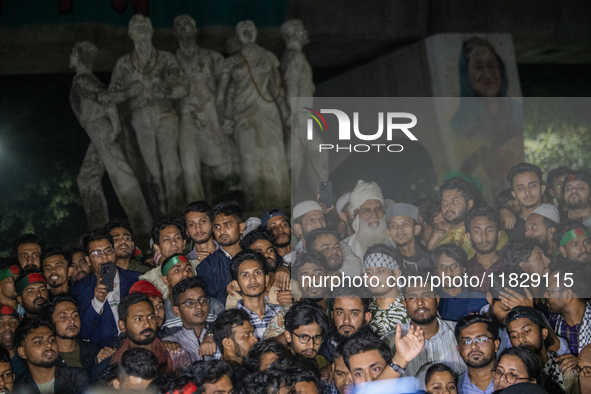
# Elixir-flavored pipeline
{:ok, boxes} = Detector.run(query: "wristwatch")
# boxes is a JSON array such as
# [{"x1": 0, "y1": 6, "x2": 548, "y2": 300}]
[{"x1": 389, "y1": 361, "x2": 406, "y2": 376}]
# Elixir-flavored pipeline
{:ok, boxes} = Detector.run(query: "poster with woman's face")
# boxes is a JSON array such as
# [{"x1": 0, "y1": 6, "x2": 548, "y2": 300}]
[{"x1": 426, "y1": 33, "x2": 524, "y2": 204}]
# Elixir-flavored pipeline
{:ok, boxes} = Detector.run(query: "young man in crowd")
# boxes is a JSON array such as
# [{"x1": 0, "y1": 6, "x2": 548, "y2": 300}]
[
  {"x1": 331, "y1": 347, "x2": 353, "y2": 394},
  {"x1": 0, "y1": 349, "x2": 13, "y2": 394},
  {"x1": 68, "y1": 248, "x2": 91, "y2": 284},
  {"x1": 41, "y1": 247, "x2": 73, "y2": 297},
  {"x1": 433, "y1": 244, "x2": 487, "y2": 322},
  {"x1": 386, "y1": 203, "x2": 430, "y2": 273},
  {"x1": 116, "y1": 348, "x2": 160, "y2": 391},
  {"x1": 339, "y1": 331, "x2": 392, "y2": 386},
  {"x1": 197, "y1": 201, "x2": 245, "y2": 304},
  {"x1": 70, "y1": 229, "x2": 140, "y2": 348},
  {"x1": 109, "y1": 293, "x2": 190, "y2": 373},
  {"x1": 525, "y1": 203, "x2": 560, "y2": 257},
  {"x1": 547, "y1": 166, "x2": 570, "y2": 219},
  {"x1": 106, "y1": 218, "x2": 149, "y2": 273},
  {"x1": 384, "y1": 271, "x2": 466, "y2": 377},
  {"x1": 230, "y1": 251, "x2": 281, "y2": 340},
  {"x1": 261, "y1": 208, "x2": 292, "y2": 257},
  {"x1": 182, "y1": 201, "x2": 217, "y2": 262},
  {"x1": 14, "y1": 319, "x2": 90, "y2": 393},
  {"x1": 49, "y1": 294, "x2": 115, "y2": 371},
  {"x1": 545, "y1": 263, "x2": 591, "y2": 355},
  {"x1": 343, "y1": 180, "x2": 392, "y2": 260},
  {"x1": 495, "y1": 188, "x2": 522, "y2": 216},
  {"x1": 291, "y1": 252, "x2": 328, "y2": 307},
  {"x1": 320, "y1": 286, "x2": 373, "y2": 363},
  {"x1": 562, "y1": 170, "x2": 591, "y2": 230},
  {"x1": 213, "y1": 308, "x2": 259, "y2": 365},
  {"x1": 434, "y1": 178, "x2": 507, "y2": 257},
  {"x1": 12, "y1": 234, "x2": 45, "y2": 271},
  {"x1": 15, "y1": 271, "x2": 49, "y2": 319},
  {"x1": 506, "y1": 306, "x2": 572, "y2": 394},
  {"x1": 0, "y1": 260, "x2": 22, "y2": 317},
  {"x1": 363, "y1": 244, "x2": 408, "y2": 337},
  {"x1": 454, "y1": 315, "x2": 500, "y2": 394},
  {"x1": 0, "y1": 306, "x2": 24, "y2": 381},
  {"x1": 464, "y1": 206, "x2": 504, "y2": 293},
  {"x1": 129, "y1": 280, "x2": 166, "y2": 333},
  {"x1": 553, "y1": 221, "x2": 591, "y2": 267},
  {"x1": 307, "y1": 228, "x2": 364, "y2": 278},
  {"x1": 284, "y1": 300, "x2": 330, "y2": 368},
  {"x1": 186, "y1": 360, "x2": 234, "y2": 394},
  {"x1": 505, "y1": 163, "x2": 546, "y2": 241},
  {"x1": 163, "y1": 277, "x2": 221, "y2": 362},
  {"x1": 501, "y1": 239, "x2": 551, "y2": 297}
]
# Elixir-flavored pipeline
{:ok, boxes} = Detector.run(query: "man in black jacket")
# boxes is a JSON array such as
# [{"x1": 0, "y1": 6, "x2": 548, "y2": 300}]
[
  {"x1": 13, "y1": 318, "x2": 90, "y2": 394},
  {"x1": 47, "y1": 295, "x2": 116, "y2": 372}
]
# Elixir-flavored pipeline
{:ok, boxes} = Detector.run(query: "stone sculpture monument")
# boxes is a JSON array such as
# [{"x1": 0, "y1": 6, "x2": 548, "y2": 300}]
[{"x1": 69, "y1": 41, "x2": 153, "y2": 233}]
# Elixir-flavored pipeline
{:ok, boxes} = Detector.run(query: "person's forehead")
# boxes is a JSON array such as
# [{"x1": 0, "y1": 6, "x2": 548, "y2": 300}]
[
  {"x1": 0, "y1": 315, "x2": 18, "y2": 324},
  {"x1": 567, "y1": 236, "x2": 591, "y2": 246},
  {"x1": 234, "y1": 321, "x2": 253, "y2": 334},
  {"x1": 54, "y1": 301, "x2": 78, "y2": 314},
  {"x1": 553, "y1": 174, "x2": 567, "y2": 185},
  {"x1": 89, "y1": 238, "x2": 111, "y2": 250},
  {"x1": 72, "y1": 251, "x2": 86, "y2": 261},
  {"x1": 251, "y1": 239, "x2": 273, "y2": 250},
  {"x1": 302, "y1": 210, "x2": 323, "y2": 221},
  {"x1": 360, "y1": 199, "x2": 383, "y2": 209},
  {"x1": 508, "y1": 317, "x2": 536, "y2": 331},
  {"x1": 388, "y1": 215, "x2": 414, "y2": 226},
  {"x1": 437, "y1": 253, "x2": 459, "y2": 266},
  {"x1": 526, "y1": 213, "x2": 545, "y2": 226},
  {"x1": 43, "y1": 254, "x2": 67, "y2": 266},
  {"x1": 239, "y1": 259, "x2": 264, "y2": 274},
  {"x1": 214, "y1": 214, "x2": 238, "y2": 225},
  {"x1": 180, "y1": 287, "x2": 205, "y2": 300},
  {"x1": 25, "y1": 282, "x2": 46, "y2": 291},
  {"x1": 267, "y1": 215, "x2": 287, "y2": 226},
  {"x1": 299, "y1": 262, "x2": 323, "y2": 273},
  {"x1": 334, "y1": 297, "x2": 363, "y2": 310},
  {"x1": 160, "y1": 225, "x2": 182, "y2": 237},
  {"x1": 333, "y1": 356, "x2": 348, "y2": 370},
  {"x1": 350, "y1": 349, "x2": 385, "y2": 367},
  {"x1": 186, "y1": 211, "x2": 209, "y2": 222},
  {"x1": 530, "y1": 246, "x2": 544, "y2": 257},
  {"x1": 498, "y1": 354, "x2": 524, "y2": 370},
  {"x1": 469, "y1": 216, "x2": 496, "y2": 228},
  {"x1": 315, "y1": 234, "x2": 338, "y2": 245},
  {"x1": 149, "y1": 296, "x2": 164, "y2": 305},
  {"x1": 513, "y1": 171, "x2": 540, "y2": 186},
  {"x1": 405, "y1": 284, "x2": 433, "y2": 295},
  {"x1": 27, "y1": 325, "x2": 53, "y2": 339},
  {"x1": 428, "y1": 371, "x2": 455, "y2": 385},
  {"x1": 110, "y1": 227, "x2": 131, "y2": 237},
  {"x1": 294, "y1": 322, "x2": 321, "y2": 334},
  {"x1": 565, "y1": 180, "x2": 589, "y2": 189},
  {"x1": 18, "y1": 243, "x2": 41, "y2": 253},
  {"x1": 441, "y1": 189, "x2": 464, "y2": 200},
  {"x1": 129, "y1": 301, "x2": 154, "y2": 316},
  {"x1": 0, "y1": 362, "x2": 11, "y2": 373},
  {"x1": 460, "y1": 322, "x2": 489, "y2": 338}
]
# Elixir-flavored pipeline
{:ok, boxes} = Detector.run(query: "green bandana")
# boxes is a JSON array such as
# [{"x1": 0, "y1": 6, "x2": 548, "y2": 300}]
[
  {"x1": 0, "y1": 265, "x2": 19, "y2": 283},
  {"x1": 560, "y1": 228, "x2": 589, "y2": 247},
  {"x1": 161, "y1": 255, "x2": 188, "y2": 277},
  {"x1": 15, "y1": 273, "x2": 46, "y2": 297}
]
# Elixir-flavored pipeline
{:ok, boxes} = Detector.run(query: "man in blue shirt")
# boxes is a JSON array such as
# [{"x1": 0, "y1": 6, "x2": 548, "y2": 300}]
[
  {"x1": 455, "y1": 314, "x2": 499, "y2": 394},
  {"x1": 433, "y1": 244, "x2": 487, "y2": 321},
  {"x1": 197, "y1": 201, "x2": 245, "y2": 304}
]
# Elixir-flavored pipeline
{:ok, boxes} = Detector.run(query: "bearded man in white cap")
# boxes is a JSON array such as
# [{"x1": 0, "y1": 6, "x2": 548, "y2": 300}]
[
  {"x1": 343, "y1": 180, "x2": 393, "y2": 260},
  {"x1": 525, "y1": 203, "x2": 560, "y2": 257}
]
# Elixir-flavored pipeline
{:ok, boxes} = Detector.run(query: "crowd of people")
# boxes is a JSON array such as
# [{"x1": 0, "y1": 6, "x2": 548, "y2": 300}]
[{"x1": 1, "y1": 162, "x2": 591, "y2": 394}]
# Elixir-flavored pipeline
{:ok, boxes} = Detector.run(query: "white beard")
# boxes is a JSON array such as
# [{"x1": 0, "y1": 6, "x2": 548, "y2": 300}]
[{"x1": 356, "y1": 216, "x2": 390, "y2": 252}]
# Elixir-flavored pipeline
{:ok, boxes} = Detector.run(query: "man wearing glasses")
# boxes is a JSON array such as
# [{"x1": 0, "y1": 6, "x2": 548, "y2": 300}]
[
  {"x1": 454, "y1": 315, "x2": 500, "y2": 394},
  {"x1": 163, "y1": 276, "x2": 221, "y2": 362},
  {"x1": 576, "y1": 343, "x2": 591, "y2": 393},
  {"x1": 0, "y1": 348, "x2": 13, "y2": 394},
  {"x1": 284, "y1": 300, "x2": 330, "y2": 369},
  {"x1": 70, "y1": 229, "x2": 141, "y2": 347},
  {"x1": 433, "y1": 244, "x2": 487, "y2": 322}
]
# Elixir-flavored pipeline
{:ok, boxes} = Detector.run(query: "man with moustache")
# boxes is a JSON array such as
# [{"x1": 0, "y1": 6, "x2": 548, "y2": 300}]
[
  {"x1": 12, "y1": 234, "x2": 45, "y2": 271},
  {"x1": 363, "y1": 244, "x2": 408, "y2": 337},
  {"x1": 505, "y1": 163, "x2": 546, "y2": 241},
  {"x1": 230, "y1": 251, "x2": 281, "y2": 340},
  {"x1": 163, "y1": 277, "x2": 221, "y2": 362},
  {"x1": 547, "y1": 166, "x2": 571, "y2": 220},
  {"x1": 183, "y1": 201, "x2": 217, "y2": 262},
  {"x1": 553, "y1": 221, "x2": 591, "y2": 268},
  {"x1": 284, "y1": 301, "x2": 330, "y2": 368},
  {"x1": 383, "y1": 271, "x2": 466, "y2": 377},
  {"x1": 15, "y1": 271, "x2": 49, "y2": 319},
  {"x1": 307, "y1": 228, "x2": 364, "y2": 278},
  {"x1": 464, "y1": 207, "x2": 504, "y2": 293},
  {"x1": 68, "y1": 248, "x2": 91, "y2": 284},
  {"x1": 129, "y1": 281, "x2": 167, "y2": 334},
  {"x1": 525, "y1": 203, "x2": 560, "y2": 257},
  {"x1": 434, "y1": 178, "x2": 508, "y2": 258},
  {"x1": 106, "y1": 219, "x2": 149, "y2": 274},
  {"x1": 70, "y1": 229, "x2": 140, "y2": 348},
  {"x1": 197, "y1": 201, "x2": 245, "y2": 304},
  {"x1": 455, "y1": 315, "x2": 500, "y2": 394},
  {"x1": 14, "y1": 319, "x2": 90, "y2": 394},
  {"x1": 501, "y1": 239, "x2": 551, "y2": 298},
  {"x1": 506, "y1": 306, "x2": 571, "y2": 394},
  {"x1": 261, "y1": 209, "x2": 292, "y2": 257},
  {"x1": 343, "y1": 180, "x2": 393, "y2": 261},
  {"x1": 108, "y1": 293, "x2": 190, "y2": 373},
  {"x1": 0, "y1": 349, "x2": 13, "y2": 394},
  {"x1": 0, "y1": 307, "x2": 24, "y2": 382},
  {"x1": 49, "y1": 295, "x2": 115, "y2": 371},
  {"x1": 292, "y1": 252, "x2": 329, "y2": 306},
  {"x1": 41, "y1": 248, "x2": 73, "y2": 297},
  {"x1": 563, "y1": 170, "x2": 591, "y2": 231},
  {"x1": 386, "y1": 203, "x2": 431, "y2": 273},
  {"x1": 0, "y1": 260, "x2": 23, "y2": 317},
  {"x1": 214, "y1": 309, "x2": 259, "y2": 366}
]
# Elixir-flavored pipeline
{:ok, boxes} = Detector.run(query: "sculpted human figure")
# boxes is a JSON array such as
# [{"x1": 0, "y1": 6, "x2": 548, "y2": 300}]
[
  {"x1": 69, "y1": 41, "x2": 153, "y2": 233},
  {"x1": 280, "y1": 19, "x2": 328, "y2": 196},
  {"x1": 217, "y1": 20, "x2": 290, "y2": 211},
  {"x1": 173, "y1": 15, "x2": 235, "y2": 201},
  {"x1": 109, "y1": 15, "x2": 188, "y2": 214}
]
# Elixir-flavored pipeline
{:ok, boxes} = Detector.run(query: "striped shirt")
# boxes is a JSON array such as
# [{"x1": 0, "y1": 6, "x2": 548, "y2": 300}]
[
  {"x1": 237, "y1": 300, "x2": 282, "y2": 340},
  {"x1": 162, "y1": 324, "x2": 221, "y2": 362}
]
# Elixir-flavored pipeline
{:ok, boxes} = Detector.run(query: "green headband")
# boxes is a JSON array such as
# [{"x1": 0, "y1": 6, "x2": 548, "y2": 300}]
[
  {"x1": 161, "y1": 255, "x2": 188, "y2": 277},
  {"x1": 15, "y1": 273, "x2": 46, "y2": 297},
  {"x1": 560, "y1": 228, "x2": 589, "y2": 247},
  {"x1": 0, "y1": 265, "x2": 19, "y2": 283}
]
